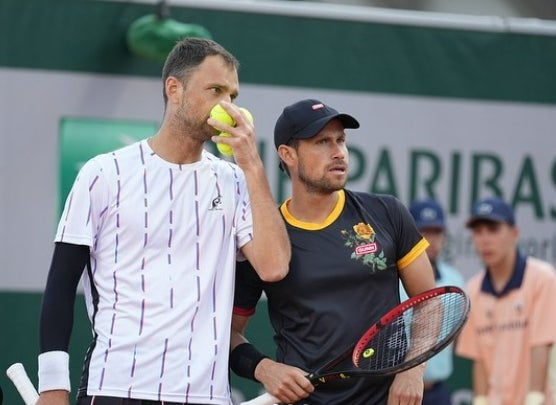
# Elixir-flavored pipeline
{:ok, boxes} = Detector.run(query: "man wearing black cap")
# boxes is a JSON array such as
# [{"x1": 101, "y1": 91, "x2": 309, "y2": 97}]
[
  {"x1": 230, "y1": 99, "x2": 436, "y2": 404},
  {"x1": 403, "y1": 198, "x2": 464, "y2": 405},
  {"x1": 456, "y1": 197, "x2": 556, "y2": 405}
]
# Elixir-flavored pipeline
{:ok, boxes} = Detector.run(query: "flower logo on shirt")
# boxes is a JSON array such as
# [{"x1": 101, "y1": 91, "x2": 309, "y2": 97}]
[
  {"x1": 353, "y1": 222, "x2": 374, "y2": 240},
  {"x1": 341, "y1": 222, "x2": 387, "y2": 272}
]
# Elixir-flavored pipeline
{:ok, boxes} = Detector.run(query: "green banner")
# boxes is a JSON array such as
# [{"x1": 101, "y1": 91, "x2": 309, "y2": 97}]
[{"x1": 2, "y1": 0, "x2": 556, "y2": 103}]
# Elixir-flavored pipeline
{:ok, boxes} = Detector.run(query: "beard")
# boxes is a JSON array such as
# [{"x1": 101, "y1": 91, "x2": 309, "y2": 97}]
[
  {"x1": 173, "y1": 99, "x2": 216, "y2": 143},
  {"x1": 297, "y1": 160, "x2": 347, "y2": 195}
]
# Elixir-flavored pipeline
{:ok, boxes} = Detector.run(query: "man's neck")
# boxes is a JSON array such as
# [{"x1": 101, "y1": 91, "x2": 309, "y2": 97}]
[
  {"x1": 487, "y1": 251, "x2": 517, "y2": 292},
  {"x1": 287, "y1": 189, "x2": 342, "y2": 224}
]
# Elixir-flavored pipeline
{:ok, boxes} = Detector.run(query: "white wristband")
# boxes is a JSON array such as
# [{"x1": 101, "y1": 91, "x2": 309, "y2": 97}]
[
  {"x1": 38, "y1": 351, "x2": 71, "y2": 393},
  {"x1": 525, "y1": 391, "x2": 545, "y2": 405},
  {"x1": 473, "y1": 395, "x2": 489, "y2": 405}
]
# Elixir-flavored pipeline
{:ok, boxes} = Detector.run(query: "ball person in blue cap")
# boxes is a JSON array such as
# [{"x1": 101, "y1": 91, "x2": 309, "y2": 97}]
[
  {"x1": 230, "y1": 99, "x2": 437, "y2": 404},
  {"x1": 456, "y1": 197, "x2": 556, "y2": 405},
  {"x1": 402, "y1": 198, "x2": 464, "y2": 405}
]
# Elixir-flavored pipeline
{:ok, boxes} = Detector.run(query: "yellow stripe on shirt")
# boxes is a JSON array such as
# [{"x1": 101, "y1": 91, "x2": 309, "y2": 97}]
[{"x1": 397, "y1": 237, "x2": 429, "y2": 269}]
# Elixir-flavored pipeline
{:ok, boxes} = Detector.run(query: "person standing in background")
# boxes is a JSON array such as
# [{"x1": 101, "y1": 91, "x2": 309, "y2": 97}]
[
  {"x1": 400, "y1": 198, "x2": 464, "y2": 405},
  {"x1": 456, "y1": 197, "x2": 556, "y2": 405},
  {"x1": 36, "y1": 37, "x2": 290, "y2": 405}
]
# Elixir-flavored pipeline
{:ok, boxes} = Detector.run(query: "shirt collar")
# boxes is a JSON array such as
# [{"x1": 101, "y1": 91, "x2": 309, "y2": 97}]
[{"x1": 480, "y1": 251, "x2": 526, "y2": 297}]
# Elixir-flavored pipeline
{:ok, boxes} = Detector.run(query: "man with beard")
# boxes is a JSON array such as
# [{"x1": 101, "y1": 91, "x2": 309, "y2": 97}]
[
  {"x1": 36, "y1": 38, "x2": 290, "y2": 405},
  {"x1": 230, "y1": 99, "x2": 436, "y2": 404}
]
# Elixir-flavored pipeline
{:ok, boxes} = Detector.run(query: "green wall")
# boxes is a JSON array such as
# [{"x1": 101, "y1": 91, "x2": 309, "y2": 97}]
[
  {"x1": 0, "y1": 293, "x2": 91, "y2": 404},
  {"x1": 2, "y1": 0, "x2": 556, "y2": 103}
]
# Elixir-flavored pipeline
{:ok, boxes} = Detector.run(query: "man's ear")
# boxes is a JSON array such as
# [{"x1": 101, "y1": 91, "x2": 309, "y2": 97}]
[
  {"x1": 278, "y1": 144, "x2": 294, "y2": 162},
  {"x1": 277, "y1": 144, "x2": 296, "y2": 170},
  {"x1": 165, "y1": 76, "x2": 182, "y2": 105}
]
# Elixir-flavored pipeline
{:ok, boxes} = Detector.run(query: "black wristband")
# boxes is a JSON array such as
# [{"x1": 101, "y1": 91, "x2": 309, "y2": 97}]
[{"x1": 229, "y1": 343, "x2": 269, "y2": 382}]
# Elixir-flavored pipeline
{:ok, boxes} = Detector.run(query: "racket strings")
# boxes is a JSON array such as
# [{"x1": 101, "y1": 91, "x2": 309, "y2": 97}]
[{"x1": 355, "y1": 291, "x2": 468, "y2": 371}]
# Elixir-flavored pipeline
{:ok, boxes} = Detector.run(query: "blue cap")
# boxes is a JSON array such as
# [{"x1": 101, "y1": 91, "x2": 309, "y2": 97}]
[
  {"x1": 409, "y1": 199, "x2": 445, "y2": 230},
  {"x1": 466, "y1": 197, "x2": 515, "y2": 228}
]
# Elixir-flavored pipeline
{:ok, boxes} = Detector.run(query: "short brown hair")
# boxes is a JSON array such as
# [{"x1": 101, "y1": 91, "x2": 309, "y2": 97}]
[{"x1": 161, "y1": 38, "x2": 239, "y2": 105}]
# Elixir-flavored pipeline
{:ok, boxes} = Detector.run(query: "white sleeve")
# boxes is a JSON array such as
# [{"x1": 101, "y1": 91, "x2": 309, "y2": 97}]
[{"x1": 55, "y1": 157, "x2": 110, "y2": 247}]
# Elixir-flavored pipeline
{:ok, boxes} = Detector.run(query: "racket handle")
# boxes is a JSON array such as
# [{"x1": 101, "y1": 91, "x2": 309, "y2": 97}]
[
  {"x1": 6, "y1": 363, "x2": 39, "y2": 405},
  {"x1": 241, "y1": 392, "x2": 280, "y2": 405}
]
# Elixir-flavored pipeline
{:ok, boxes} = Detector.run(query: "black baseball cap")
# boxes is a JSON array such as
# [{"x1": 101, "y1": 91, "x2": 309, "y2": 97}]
[{"x1": 274, "y1": 99, "x2": 360, "y2": 149}]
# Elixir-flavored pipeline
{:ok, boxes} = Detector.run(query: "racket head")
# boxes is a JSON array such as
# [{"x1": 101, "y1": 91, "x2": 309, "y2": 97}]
[{"x1": 351, "y1": 285, "x2": 469, "y2": 375}]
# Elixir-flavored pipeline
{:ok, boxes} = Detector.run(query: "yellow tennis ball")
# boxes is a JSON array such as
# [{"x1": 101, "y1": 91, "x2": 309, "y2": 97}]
[
  {"x1": 240, "y1": 107, "x2": 254, "y2": 123},
  {"x1": 216, "y1": 134, "x2": 233, "y2": 157},
  {"x1": 210, "y1": 104, "x2": 234, "y2": 157},
  {"x1": 363, "y1": 348, "x2": 375, "y2": 358},
  {"x1": 210, "y1": 105, "x2": 254, "y2": 157},
  {"x1": 210, "y1": 104, "x2": 235, "y2": 126}
]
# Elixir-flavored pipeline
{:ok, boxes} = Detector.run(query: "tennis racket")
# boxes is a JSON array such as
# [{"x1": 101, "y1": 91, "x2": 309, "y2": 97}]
[
  {"x1": 240, "y1": 285, "x2": 470, "y2": 405},
  {"x1": 6, "y1": 363, "x2": 39, "y2": 405}
]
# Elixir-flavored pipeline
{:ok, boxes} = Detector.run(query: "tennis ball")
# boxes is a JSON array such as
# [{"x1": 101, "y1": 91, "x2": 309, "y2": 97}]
[
  {"x1": 240, "y1": 107, "x2": 254, "y2": 123},
  {"x1": 210, "y1": 104, "x2": 235, "y2": 127},
  {"x1": 363, "y1": 348, "x2": 375, "y2": 358},
  {"x1": 210, "y1": 104, "x2": 235, "y2": 156},
  {"x1": 210, "y1": 104, "x2": 253, "y2": 157},
  {"x1": 216, "y1": 139, "x2": 233, "y2": 156}
]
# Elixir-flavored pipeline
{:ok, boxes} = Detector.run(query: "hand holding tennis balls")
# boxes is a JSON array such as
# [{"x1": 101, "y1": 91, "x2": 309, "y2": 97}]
[{"x1": 210, "y1": 104, "x2": 254, "y2": 157}]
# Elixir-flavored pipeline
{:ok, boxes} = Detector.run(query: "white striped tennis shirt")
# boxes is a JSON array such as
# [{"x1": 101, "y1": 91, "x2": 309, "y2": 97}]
[{"x1": 56, "y1": 139, "x2": 252, "y2": 404}]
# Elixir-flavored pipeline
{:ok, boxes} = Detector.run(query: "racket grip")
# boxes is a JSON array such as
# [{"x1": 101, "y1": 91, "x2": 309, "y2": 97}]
[
  {"x1": 240, "y1": 392, "x2": 280, "y2": 405},
  {"x1": 6, "y1": 363, "x2": 39, "y2": 405}
]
